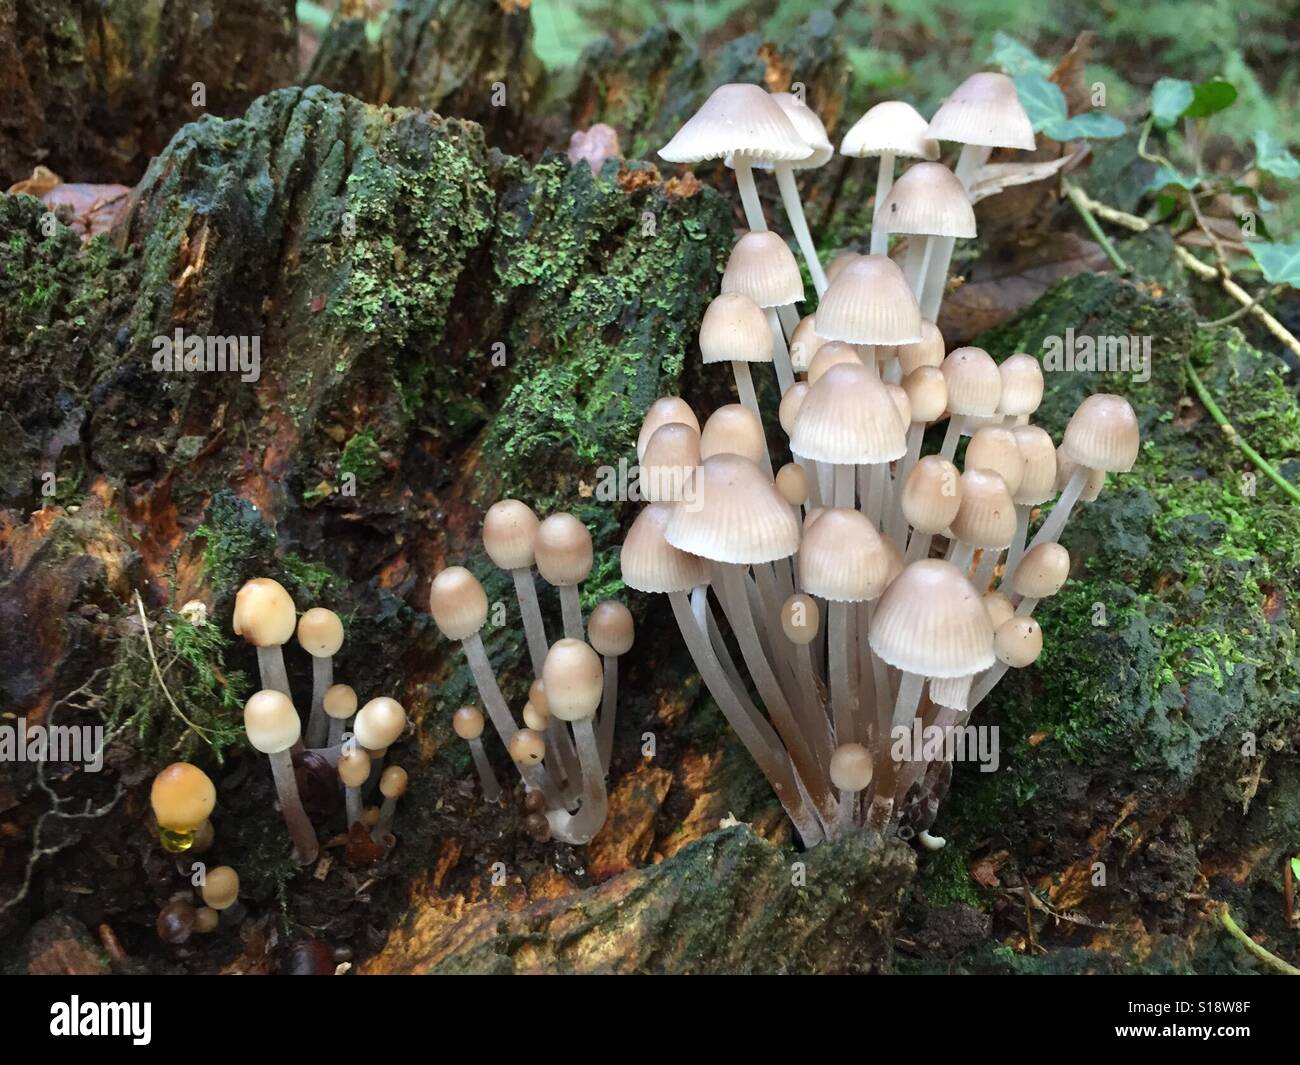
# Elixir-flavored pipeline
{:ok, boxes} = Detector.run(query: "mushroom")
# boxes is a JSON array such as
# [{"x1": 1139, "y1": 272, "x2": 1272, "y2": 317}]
[
  {"x1": 244, "y1": 689, "x2": 318, "y2": 864},
  {"x1": 337, "y1": 741, "x2": 371, "y2": 827},
  {"x1": 233, "y1": 577, "x2": 296, "y2": 697},
  {"x1": 720, "y1": 232, "x2": 804, "y2": 392},
  {"x1": 963, "y1": 429, "x2": 1024, "y2": 588},
  {"x1": 637, "y1": 397, "x2": 701, "y2": 463},
  {"x1": 354, "y1": 696, "x2": 406, "y2": 766},
  {"x1": 193, "y1": 907, "x2": 220, "y2": 935},
  {"x1": 453, "y1": 705, "x2": 501, "y2": 802},
  {"x1": 371, "y1": 766, "x2": 408, "y2": 843},
  {"x1": 200, "y1": 866, "x2": 240, "y2": 911},
  {"x1": 839, "y1": 101, "x2": 939, "y2": 255},
  {"x1": 699, "y1": 404, "x2": 766, "y2": 470},
  {"x1": 946, "y1": 468, "x2": 1017, "y2": 575},
  {"x1": 297, "y1": 607, "x2": 344, "y2": 749},
  {"x1": 541, "y1": 639, "x2": 608, "y2": 842},
  {"x1": 938, "y1": 346, "x2": 1001, "y2": 460},
  {"x1": 150, "y1": 762, "x2": 217, "y2": 852},
  {"x1": 997, "y1": 353, "x2": 1044, "y2": 427},
  {"x1": 1002, "y1": 424, "x2": 1058, "y2": 577},
  {"x1": 482, "y1": 499, "x2": 548, "y2": 677},
  {"x1": 322, "y1": 682, "x2": 357, "y2": 747},
  {"x1": 642, "y1": 422, "x2": 703, "y2": 502},
  {"x1": 789, "y1": 314, "x2": 826, "y2": 375},
  {"x1": 534, "y1": 513, "x2": 594, "y2": 640},
  {"x1": 829, "y1": 742, "x2": 874, "y2": 837},
  {"x1": 875, "y1": 162, "x2": 976, "y2": 308},
  {"x1": 814, "y1": 255, "x2": 923, "y2": 383},
  {"x1": 699, "y1": 291, "x2": 775, "y2": 448},
  {"x1": 587, "y1": 601, "x2": 634, "y2": 773}
]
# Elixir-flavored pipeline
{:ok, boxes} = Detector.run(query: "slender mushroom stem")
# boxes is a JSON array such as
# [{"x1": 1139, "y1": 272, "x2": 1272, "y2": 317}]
[
  {"x1": 774, "y1": 164, "x2": 828, "y2": 296},
  {"x1": 864, "y1": 463, "x2": 886, "y2": 529},
  {"x1": 939, "y1": 414, "x2": 966, "y2": 461},
  {"x1": 256, "y1": 645, "x2": 291, "y2": 698},
  {"x1": 372, "y1": 797, "x2": 399, "y2": 843},
  {"x1": 905, "y1": 529, "x2": 935, "y2": 563},
  {"x1": 947, "y1": 541, "x2": 975, "y2": 575},
  {"x1": 461, "y1": 633, "x2": 522, "y2": 751},
  {"x1": 920, "y1": 144, "x2": 989, "y2": 320},
  {"x1": 597, "y1": 655, "x2": 618, "y2": 773},
  {"x1": 327, "y1": 715, "x2": 347, "y2": 748},
  {"x1": 1002, "y1": 505, "x2": 1032, "y2": 580},
  {"x1": 305, "y1": 655, "x2": 332, "y2": 749},
  {"x1": 345, "y1": 784, "x2": 363, "y2": 829},
  {"x1": 834, "y1": 464, "x2": 855, "y2": 508},
  {"x1": 732, "y1": 157, "x2": 767, "y2": 232},
  {"x1": 468, "y1": 738, "x2": 501, "y2": 801},
  {"x1": 559, "y1": 585, "x2": 584, "y2": 640},
  {"x1": 828, "y1": 601, "x2": 856, "y2": 744},
  {"x1": 869, "y1": 670, "x2": 925, "y2": 829},
  {"x1": 775, "y1": 304, "x2": 799, "y2": 343},
  {"x1": 512, "y1": 568, "x2": 549, "y2": 677},
  {"x1": 869, "y1": 150, "x2": 896, "y2": 256},
  {"x1": 701, "y1": 588, "x2": 749, "y2": 696},
  {"x1": 1003, "y1": 467, "x2": 1087, "y2": 588},
  {"x1": 972, "y1": 547, "x2": 1000, "y2": 592},
  {"x1": 765, "y1": 307, "x2": 796, "y2": 395},
  {"x1": 268, "y1": 748, "x2": 318, "y2": 864},
  {"x1": 572, "y1": 718, "x2": 608, "y2": 829}
]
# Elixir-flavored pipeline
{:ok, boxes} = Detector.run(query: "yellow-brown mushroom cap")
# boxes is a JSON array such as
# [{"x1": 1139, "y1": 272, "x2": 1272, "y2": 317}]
[
  {"x1": 542, "y1": 639, "x2": 604, "y2": 722},
  {"x1": 637, "y1": 397, "x2": 700, "y2": 462},
  {"x1": 621, "y1": 503, "x2": 710, "y2": 594},
  {"x1": 508, "y1": 728, "x2": 546, "y2": 765},
  {"x1": 588, "y1": 600, "x2": 635, "y2": 657},
  {"x1": 950, "y1": 468, "x2": 1017, "y2": 549},
  {"x1": 233, "y1": 577, "x2": 296, "y2": 647},
  {"x1": 338, "y1": 744, "x2": 372, "y2": 787},
  {"x1": 901, "y1": 455, "x2": 962, "y2": 534},
  {"x1": 1061, "y1": 393, "x2": 1140, "y2": 473},
  {"x1": 994, "y1": 616, "x2": 1043, "y2": 668},
  {"x1": 699, "y1": 405, "x2": 765, "y2": 467},
  {"x1": 379, "y1": 766, "x2": 408, "y2": 800},
  {"x1": 1012, "y1": 542, "x2": 1070, "y2": 600},
  {"x1": 201, "y1": 866, "x2": 240, "y2": 911},
  {"x1": 452, "y1": 705, "x2": 485, "y2": 740},
  {"x1": 323, "y1": 683, "x2": 358, "y2": 720},
  {"x1": 941, "y1": 346, "x2": 1001, "y2": 417},
  {"x1": 964, "y1": 426, "x2": 1023, "y2": 498},
  {"x1": 429, "y1": 566, "x2": 488, "y2": 641},
  {"x1": 151, "y1": 763, "x2": 217, "y2": 832},
  {"x1": 535, "y1": 513, "x2": 594, "y2": 587},
  {"x1": 354, "y1": 697, "x2": 406, "y2": 749},
  {"x1": 297, "y1": 607, "x2": 343, "y2": 658},
  {"x1": 896, "y1": 320, "x2": 945, "y2": 375},
  {"x1": 243, "y1": 689, "x2": 301, "y2": 754},
  {"x1": 775, "y1": 462, "x2": 809, "y2": 505},
  {"x1": 483, "y1": 499, "x2": 541, "y2": 571}
]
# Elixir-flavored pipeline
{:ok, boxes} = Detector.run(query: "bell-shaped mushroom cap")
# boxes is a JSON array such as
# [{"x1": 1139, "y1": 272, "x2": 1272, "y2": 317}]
[
  {"x1": 379, "y1": 766, "x2": 409, "y2": 800},
  {"x1": 429, "y1": 566, "x2": 488, "y2": 640},
  {"x1": 621, "y1": 503, "x2": 710, "y2": 594},
  {"x1": 902, "y1": 365, "x2": 947, "y2": 422},
  {"x1": 535, "y1": 513, "x2": 594, "y2": 587},
  {"x1": 1055, "y1": 449, "x2": 1106, "y2": 501},
  {"x1": 941, "y1": 346, "x2": 1001, "y2": 416},
  {"x1": 997, "y1": 354, "x2": 1044, "y2": 417},
  {"x1": 323, "y1": 683, "x2": 358, "y2": 721},
  {"x1": 201, "y1": 866, "x2": 240, "y2": 911},
  {"x1": 509, "y1": 728, "x2": 546, "y2": 765},
  {"x1": 699, "y1": 292, "x2": 774, "y2": 364},
  {"x1": 789, "y1": 315, "x2": 826, "y2": 372},
  {"x1": 452, "y1": 705, "x2": 485, "y2": 740},
  {"x1": 1061, "y1": 394, "x2": 1140, "y2": 472},
  {"x1": 666, "y1": 454, "x2": 801, "y2": 564},
  {"x1": 880, "y1": 536, "x2": 906, "y2": 588},
  {"x1": 338, "y1": 744, "x2": 371, "y2": 787},
  {"x1": 983, "y1": 590, "x2": 1015, "y2": 629},
  {"x1": 869, "y1": 559, "x2": 996, "y2": 678},
  {"x1": 780, "y1": 592, "x2": 820, "y2": 644},
  {"x1": 825, "y1": 250, "x2": 863, "y2": 285},
  {"x1": 699, "y1": 404, "x2": 765, "y2": 467},
  {"x1": 233, "y1": 577, "x2": 296, "y2": 647},
  {"x1": 542, "y1": 638, "x2": 604, "y2": 722},
  {"x1": 151, "y1": 763, "x2": 217, "y2": 832},
  {"x1": 354, "y1": 697, "x2": 407, "y2": 750},
  {"x1": 994, "y1": 616, "x2": 1043, "y2": 668},
  {"x1": 750, "y1": 92, "x2": 833, "y2": 169},
  {"x1": 840, "y1": 100, "x2": 939, "y2": 160},
  {"x1": 886, "y1": 383, "x2": 912, "y2": 429},
  {"x1": 721, "y1": 231, "x2": 804, "y2": 308},
  {"x1": 483, "y1": 499, "x2": 540, "y2": 571},
  {"x1": 799, "y1": 508, "x2": 892, "y2": 602},
  {"x1": 815, "y1": 255, "x2": 923, "y2": 346},
  {"x1": 1012, "y1": 542, "x2": 1070, "y2": 600},
  {"x1": 588, "y1": 600, "x2": 635, "y2": 657},
  {"x1": 965, "y1": 426, "x2": 1024, "y2": 497},
  {"x1": 775, "y1": 462, "x2": 808, "y2": 505},
  {"x1": 297, "y1": 607, "x2": 343, "y2": 658},
  {"x1": 641, "y1": 422, "x2": 701, "y2": 502},
  {"x1": 244, "y1": 689, "x2": 301, "y2": 754},
  {"x1": 791, "y1": 362, "x2": 907, "y2": 465},
  {"x1": 659, "y1": 83, "x2": 813, "y2": 164},
  {"x1": 638, "y1": 397, "x2": 700, "y2": 462},
  {"x1": 806, "y1": 341, "x2": 863, "y2": 386},
  {"x1": 926, "y1": 71, "x2": 1036, "y2": 150},
  {"x1": 901, "y1": 455, "x2": 962, "y2": 534},
  {"x1": 829, "y1": 742, "x2": 875, "y2": 792},
  {"x1": 950, "y1": 468, "x2": 1017, "y2": 549},
  {"x1": 1010, "y1": 425, "x2": 1057, "y2": 505},
  {"x1": 778, "y1": 382, "x2": 809, "y2": 436},
  {"x1": 877, "y1": 162, "x2": 977, "y2": 239},
  {"x1": 897, "y1": 320, "x2": 946, "y2": 375}
]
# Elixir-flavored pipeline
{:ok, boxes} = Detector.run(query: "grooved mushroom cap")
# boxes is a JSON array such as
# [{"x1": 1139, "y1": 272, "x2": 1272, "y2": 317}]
[
  {"x1": 588, "y1": 600, "x2": 635, "y2": 657},
  {"x1": 642, "y1": 422, "x2": 701, "y2": 502},
  {"x1": 542, "y1": 639, "x2": 604, "y2": 722},
  {"x1": 233, "y1": 578, "x2": 296, "y2": 647},
  {"x1": 666, "y1": 454, "x2": 801, "y2": 564},
  {"x1": 243, "y1": 689, "x2": 301, "y2": 754},
  {"x1": 1061, "y1": 394, "x2": 1140, "y2": 472},
  {"x1": 483, "y1": 499, "x2": 541, "y2": 571},
  {"x1": 379, "y1": 766, "x2": 408, "y2": 800},
  {"x1": 877, "y1": 162, "x2": 977, "y2": 238},
  {"x1": 825, "y1": 249, "x2": 863, "y2": 284},
  {"x1": 840, "y1": 100, "x2": 939, "y2": 160},
  {"x1": 508, "y1": 728, "x2": 546, "y2": 765},
  {"x1": 721, "y1": 231, "x2": 804, "y2": 308},
  {"x1": 429, "y1": 566, "x2": 488, "y2": 640},
  {"x1": 659, "y1": 83, "x2": 814, "y2": 164},
  {"x1": 781, "y1": 592, "x2": 820, "y2": 644},
  {"x1": 997, "y1": 354, "x2": 1044, "y2": 416},
  {"x1": 700, "y1": 405, "x2": 765, "y2": 467},
  {"x1": 151, "y1": 763, "x2": 217, "y2": 832},
  {"x1": 897, "y1": 320, "x2": 946, "y2": 375},
  {"x1": 744, "y1": 92, "x2": 833, "y2": 169},
  {"x1": 1012, "y1": 542, "x2": 1070, "y2": 600},
  {"x1": 902, "y1": 365, "x2": 948, "y2": 422},
  {"x1": 994, "y1": 616, "x2": 1043, "y2": 668},
  {"x1": 778, "y1": 382, "x2": 809, "y2": 436},
  {"x1": 323, "y1": 683, "x2": 358, "y2": 720},
  {"x1": 775, "y1": 462, "x2": 808, "y2": 505},
  {"x1": 297, "y1": 607, "x2": 343, "y2": 658},
  {"x1": 815, "y1": 255, "x2": 923, "y2": 346},
  {"x1": 638, "y1": 397, "x2": 700, "y2": 462},
  {"x1": 535, "y1": 513, "x2": 594, "y2": 586},
  {"x1": 901, "y1": 455, "x2": 962, "y2": 534},
  {"x1": 941, "y1": 346, "x2": 1001, "y2": 416},
  {"x1": 983, "y1": 590, "x2": 1015, "y2": 629},
  {"x1": 950, "y1": 468, "x2": 1017, "y2": 549},
  {"x1": 830, "y1": 742, "x2": 875, "y2": 792},
  {"x1": 789, "y1": 315, "x2": 826, "y2": 372},
  {"x1": 791, "y1": 362, "x2": 907, "y2": 465},
  {"x1": 338, "y1": 744, "x2": 371, "y2": 787},
  {"x1": 699, "y1": 292, "x2": 774, "y2": 364},
  {"x1": 806, "y1": 341, "x2": 863, "y2": 386},
  {"x1": 201, "y1": 866, "x2": 240, "y2": 911},
  {"x1": 1056, "y1": 450, "x2": 1106, "y2": 501},
  {"x1": 965, "y1": 426, "x2": 1024, "y2": 497},
  {"x1": 621, "y1": 502, "x2": 710, "y2": 594},
  {"x1": 869, "y1": 559, "x2": 996, "y2": 678},
  {"x1": 1010, "y1": 425, "x2": 1057, "y2": 505},
  {"x1": 798, "y1": 508, "x2": 892, "y2": 602},
  {"x1": 926, "y1": 71, "x2": 1036, "y2": 151},
  {"x1": 452, "y1": 705, "x2": 485, "y2": 740},
  {"x1": 354, "y1": 697, "x2": 406, "y2": 750}
]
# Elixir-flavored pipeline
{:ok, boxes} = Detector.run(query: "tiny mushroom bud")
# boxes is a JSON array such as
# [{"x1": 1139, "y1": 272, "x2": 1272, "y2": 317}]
[
  {"x1": 372, "y1": 765, "x2": 409, "y2": 842},
  {"x1": 193, "y1": 907, "x2": 220, "y2": 934},
  {"x1": 509, "y1": 728, "x2": 546, "y2": 766},
  {"x1": 454, "y1": 706, "x2": 501, "y2": 804},
  {"x1": 775, "y1": 462, "x2": 809, "y2": 505},
  {"x1": 452, "y1": 705, "x2": 485, "y2": 740},
  {"x1": 994, "y1": 616, "x2": 1043, "y2": 668},
  {"x1": 588, "y1": 601, "x2": 634, "y2": 770},
  {"x1": 638, "y1": 397, "x2": 700, "y2": 462},
  {"x1": 781, "y1": 592, "x2": 821, "y2": 644},
  {"x1": 522, "y1": 701, "x2": 549, "y2": 731},
  {"x1": 201, "y1": 866, "x2": 240, "y2": 911},
  {"x1": 536, "y1": 512, "x2": 594, "y2": 639},
  {"x1": 151, "y1": 763, "x2": 217, "y2": 850},
  {"x1": 482, "y1": 499, "x2": 541, "y2": 571},
  {"x1": 322, "y1": 682, "x2": 357, "y2": 746}
]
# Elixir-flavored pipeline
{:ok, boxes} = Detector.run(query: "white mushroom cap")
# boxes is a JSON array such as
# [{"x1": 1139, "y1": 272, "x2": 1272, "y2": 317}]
[
  {"x1": 354, "y1": 697, "x2": 406, "y2": 749},
  {"x1": 965, "y1": 426, "x2": 1024, "y2": 498},
  {"x1": 780, "y1": 592, "x2": 821, "y2": 645},
  {"x1": 815, "y1": 255, "x2": 923, "y2": 346},
  {"x1": 877, "y1": 162, "x2": 977, "y2": 239},
  {"x1": 745, "y1": 92, "x2": 833, "y2": 169},
  {"x1": 869, "y1": 559, "x2": 995, "y2": 678},
  {"x1": 994, "y1": 616, "x2": 1043, "y2": 668},
  {"x1": 665, "y1": 454, "x2": 800, "y2": 565},
  {"x1": 791, "y1": 362, "x2": 907, "y2": 465},
  {"x1": 798, "y1": 508, "x2": 892, "y2": 603},
  {"x1": 789, "y1": 315, "x2": 826, "y2": 372},
  {"x1": 534, "y1": 513, "x2": 594, "y2": 587},
  {"x1": 659, "y1": 83, "x2": 813, "y2": 164},
  {"x1": 542, "y1": 639, "x2": 604, "y2": 722},
  {"x1": 1011, "y1": 425, "x2": 1057, "y2": 505},
  {"x1": 621, "y1": 503, "x2": 710, "y2": 594},
  {"x1": 941, "y1": 346, "x2": 1001, "y2": 416},
  {"x1": 841, "y1": 100, "x2": 939, "y2": 160},
  {"x1": 1061, "y1": 394, "x2": 1140, "y2": 472},
  {"x1": 829, "y1": 743, "x2": 874, "y2": 792},
  {"x1": 950, "y1": 468, "x2": 1018, "y2": 550},
  {"x1": 637, "y1": 398, "x2": 700, "y2": 462},
  {"x1": 721, "y1": 231, "x2": 804, "y2": 308},
  {"x1": 699, "y1": 405, "x2": 765, "y2": 468},
  {"x1": 926, "y1": 71, "x2": 1036, "y2": 151},
  {"x1": 699, "y1": 292, "x2": 774, "y2": 364},
  {"x1": 1012, "y1": 542, "x2": 1070, "y2": 600},
  {"x1": 244, "y1": 689, "x2": 301, "y2": 754},
  {"x1": 896, "y1": 320, "x2": 946, "y2": 375},
  {"x1": 997, "y1": 354, "x2": 1044, "y2": 417}
]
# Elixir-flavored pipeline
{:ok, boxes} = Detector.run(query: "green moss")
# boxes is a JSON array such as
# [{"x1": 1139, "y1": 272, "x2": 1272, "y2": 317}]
[
  {"x1": 279, "y1": 553, "x2": 343, "y2": 600},
  {"x1": 192, "y1": 491, "x2": 276, "y2": 598},
  {"x1": 337, "y1": 428, "x2": 381, "y2": 484}
]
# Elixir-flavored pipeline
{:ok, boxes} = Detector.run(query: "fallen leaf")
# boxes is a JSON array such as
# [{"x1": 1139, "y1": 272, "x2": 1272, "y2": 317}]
[
  {"x1": 8, "y1": 165, "x2": 61, "y2": 197},
  {"x1": 969, "y1": 150, "x2": 1084, "y2": 205},
  {"x1": 40, "y1": 183, "x2": 131, "y2": 239}
]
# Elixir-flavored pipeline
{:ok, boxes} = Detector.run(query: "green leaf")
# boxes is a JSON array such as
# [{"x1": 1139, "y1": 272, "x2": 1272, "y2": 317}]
[
  {"x1": 1253, "y1": 130, "x2": 1300, "y2": 180},
  {"x1": 1014, "y1": 73, "x2": 1068, "y2": 132},
  {"x1": 1185, "y1": 78, "x2": 1238, "y2": 119},
  {"x1": 1143, "y1": 166, "x2": 1199, "y2": 194},
  {"x1": 1292, "y1": 856, "x2": 1300, "y2": 881},
  {"x1": 990, "y1": 32, "x2": 1052, "y2": 77},
  {"x1": 1248, "y1": 242, "x2": 1300, "y2": 287},
  {"x1": 1048, "y1": 112, "x2": 1127, "y2": 140},
  {"x1": 1151, "y1": 78, "x2": 1194, "y2": 128}
]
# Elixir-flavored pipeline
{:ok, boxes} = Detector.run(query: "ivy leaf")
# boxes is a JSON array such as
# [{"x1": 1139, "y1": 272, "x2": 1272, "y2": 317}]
[
  {"x1": 1185, "y1": 78, "x2": 1238, "y2": 119},
  {"x1": 990, "y1": 32, "x2": 1052, "y2": 77},
  {"x1": 1253, "y1": 130, "x2": 1300, "y2": 180},
  {"x1": 1143, "y1": 166, "x2": 1199, "y2": 195},
  {"x1": 1049, "y1": 112, "x2": 1126, "y2": 140},
  {"x1": 1151, "y1": 78, "x2": 1194, "y2": 128},
  {"x1": 1247, "y1": 242, "x2": 1300, "y2": 287},
  {"x1": 1014, "y1": 73, "x2": 1069, "y2": 133}
]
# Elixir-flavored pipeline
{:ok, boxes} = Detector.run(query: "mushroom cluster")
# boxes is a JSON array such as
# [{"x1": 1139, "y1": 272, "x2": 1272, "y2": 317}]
[
  {"x1": 430, "y1": 503, "x2": 633, "y2": 845},
  {"x1": 635, "y1": 77, "x2": 1140, "y2": 847}
]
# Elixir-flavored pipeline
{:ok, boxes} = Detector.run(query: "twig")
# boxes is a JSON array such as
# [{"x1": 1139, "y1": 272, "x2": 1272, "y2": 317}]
[
  {"x1": 1184, "y1": 361, "x2": 1300, "y2": 506},
  {"x1": 1063, "y1": 181, "x2": 1129, "y2": 273},
  {"x1": 1201, "y1": 285, "x2": 1282, "y2": 328},
  {"x1": 1218, "y1": 904, "x2": 1300, "y2": 975},
  {"x1": 134, "y1": 590, "x2": 217, "y2": 740}
]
